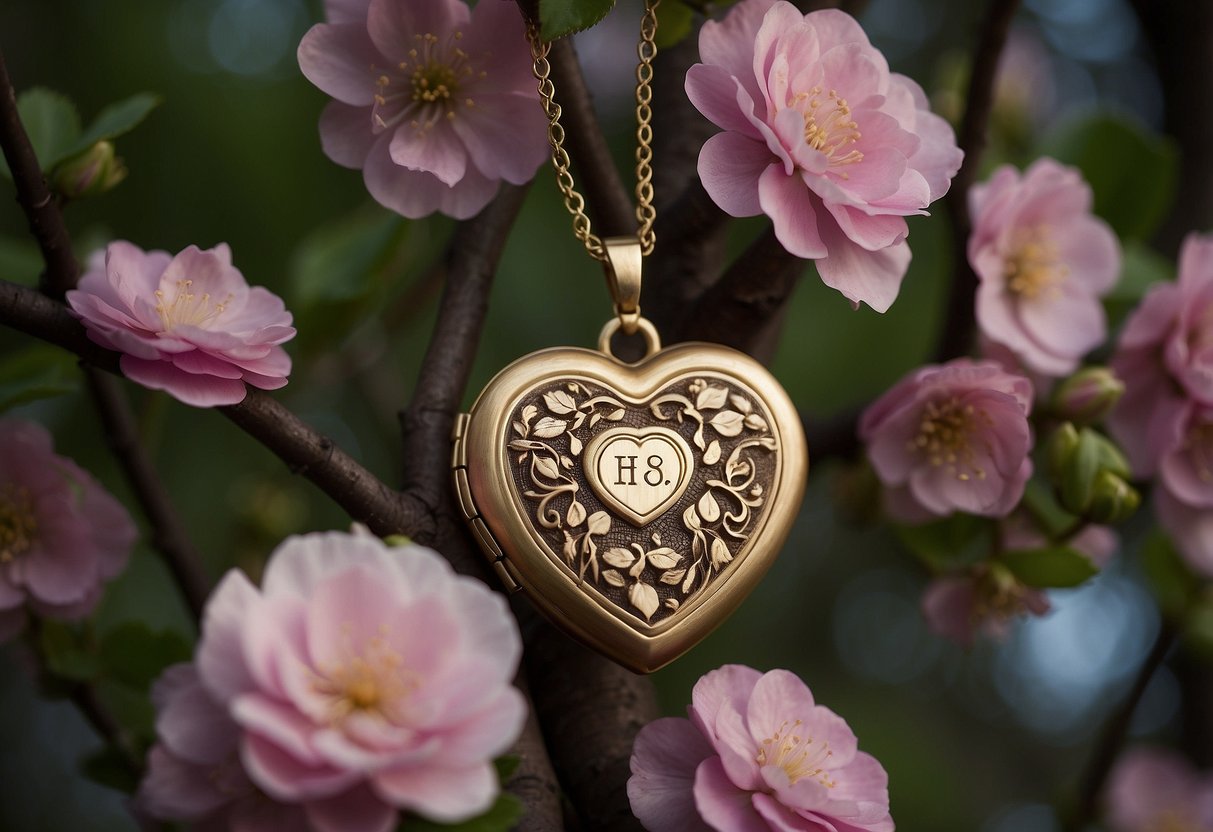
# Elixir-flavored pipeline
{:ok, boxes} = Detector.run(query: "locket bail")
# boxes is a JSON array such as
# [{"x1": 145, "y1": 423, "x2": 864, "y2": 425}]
[{"x1": 603, "y1": 236, "x2": 643, "y2": 335}]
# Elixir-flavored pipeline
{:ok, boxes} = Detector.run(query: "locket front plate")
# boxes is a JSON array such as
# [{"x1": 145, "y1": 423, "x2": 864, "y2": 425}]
[{"x1": 453, "y1": 341, "x2": 807, "y2": 673}]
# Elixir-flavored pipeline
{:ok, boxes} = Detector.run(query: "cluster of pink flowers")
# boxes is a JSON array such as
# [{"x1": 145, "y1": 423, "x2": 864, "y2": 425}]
[
  {"x1": 859, "y1": 359, "x2": 1034, "y2": 523},
  {"x1": 1104, "y1": 746, "x2": 1213, "y2": 831},
  {"x1": 0, "y1": 419, "x2": 136, "y2": 642},
  {"x1": 138, "y1": 530, "x2": 526, "y2": 831},
  {"x1": 68, "y1": 241, "x2": 295, "y2": 408},
  {"x1": 1109, "y1": 233, "x2": 1213, "y2": 575},
  {"x1": 298, "y1": 0, "x2": 547, "y2": 219},
  {"x1": 968, "y1": 158, "x2": 1120, "y2": 377},
  {"x1": 685, "y1": 0, "x2": 962, "y2": 312},
  {"x1": 629, "y1": 665, "x2": 892, "y2": 831}
]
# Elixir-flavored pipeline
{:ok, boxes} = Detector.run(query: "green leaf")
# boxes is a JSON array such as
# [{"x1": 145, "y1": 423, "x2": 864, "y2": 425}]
[
  {"x1": 655, "y1": 1, "x2": 694, "y2": 48},
  {"x1": 0, "y1": 87, "x2": 81, "y2": 178},
  {"x1": 98, "y1": 623, "x2": 192, "y2": 692},
  {"x1": 895, "y1": 513, "x2": 992, "y2": 571},
  {"x1": 38, "y1": 621, "x2": 99, "y2": 682},
  {"x1": 291, "y1": 210, "x2": 404, "y2": 306},
  {"x1": 1037, "y1": 114, "x2": 1178, "y2": 242},
  {"x1": 65, "y1": 92, "x2": 161, "y2": 160},
  {"x1": 401, "y1": 794, "x2": 523, "y2": 832},
  {"x1": 494, "y1": 755, "x2": 521, "y2": 782},
  {"x1": 81, "y1": 746, "x2": 139, "y2": 794},
  {"x1": 1020, "y1": 479, "x2": 1078, "y2": 540},
  {"x1": 539, "y1": 0, "x2": 616, "y2": 39},
  {"x1": 0, "y1": 344, "x2": 80, "y2": 413},
  {"x1": 1002, "y1": 546, "x2": 1097, "y2": 588},
  {"x1": 1142, "y1": 531, "x2": 1202, "y2": 619}
]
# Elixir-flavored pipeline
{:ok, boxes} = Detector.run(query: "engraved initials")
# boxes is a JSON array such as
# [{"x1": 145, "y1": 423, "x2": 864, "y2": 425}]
[
  {"x1": 584, "y1": 427, "x2": 693, "y2": 527},
  {"x1": 644, "y1": 455, "x2": 664, "y2": 487},
  {"x1": 615, "y1": 455, "x2": 638, "y2": 485}
]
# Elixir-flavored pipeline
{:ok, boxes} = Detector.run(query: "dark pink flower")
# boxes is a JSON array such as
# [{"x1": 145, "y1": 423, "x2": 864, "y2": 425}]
[
  {"x1": 1109, "y1": 232, "x2": 1213, "y2": 476},
  {"x1": 67, "y1": 242, "x2": 295, "y2": 408},
  {"x1": 920, "y1": 569, "x2": 1049, "y2": 648},
  {"x1": 1105, "y1": 746, "x2": 1213, "y2": 832},
  {"x1": 0, "y1": 419, "x2": 135, "y2": 642},
  {"x1": 629, "y1": 665, "x2": 892, "y2": 832},
  {"x1": 1154, "y1": 403, "x2": 1213, "y2": 576},
  {"x1": 859, "y1": 359, "x2": 1034, "y2": 521},
  {"x1": 969, "y1": 158, "x2": 1120, "y2": 376},
  {"x1": 188, "y1": 531, "x2": 525, "y2": 828},
  {"x1": 297, "y1": 0, "x2": 546, "y2": 219},
  {"x1": 685, "y1": 0, "x2": 962, "y2": 312}
]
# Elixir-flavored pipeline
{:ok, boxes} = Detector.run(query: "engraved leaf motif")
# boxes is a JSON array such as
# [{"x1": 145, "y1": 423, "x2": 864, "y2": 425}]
[
  {"x1": 698, "y1": 492, "x2": 721, "y2": 524},
  {"x1": 567, "y1": 500, "x2": 587, "y2": 527},
  {"x1": 509, "y1": 439, "x2": 548, "y2": 452},
  {"x1": 696, "y1": 385, "x2": 728, "y2": 411},
  {"x1": 603, "y1": 569, "x2": 626, "y2": 587},
  {"x1": 710, "y1": 410, "x2": 745, "y2": 437},
  {"x1": 533, "y1": 455, "x2": 560, "y2": 480},
  {"x1": 533, "y1": 417, "x2": 568, "y2": 438},
  {"x1": 561, "y1": 455, "x2": 574, "y2": 469},
  {"x1": 586, "y1": 511, "x2": 611, "y2": 536},
  {"x1": 512, "y1": 421, "x2": 527, "y2": 437},
  {"x1": 603, "y1": 547, "x2": 636, "y2": 569},
  {"x1": 568, "y1": 434, "x2": 583, "y2": 456},
  {"x1": 745, "y1": 413, "x2": 769, "y2": 432},
  {"x1": 572, "y1": 411, "x2": 587, "y2": 430},
  {"x1": 629, "y1": 582, "x2": 660, "y2": 621},
  {"x1": 522, "y1": 404, "x2": 539, "y2": 424},
  {"x1": 590, "y1": 412, "x2": 602, "y2": 428},
  {"x1": 683, "y1": 505, "x2": 702, "y2": 531},
  {"x1": 544, "y1": 389, "x2": 577, "y2": 415},
  {"x1": 759, "y1": 436, "x2": 778, "y2": 450},
  {"x1": 703, "y1": 440, "x2": 721, "y2": 466},
  {"x1": 710, "y1": 537, "x2": 733, "y2": 568},
  {"x1": 660, "y1": 568, "x2": 687, "y2": 585},
  {"x1": 664, "y1": 598, "x2": 680, "y2": 610},
  {"x1": 628, "y1": 554, "x2": 647, "y2": 579},
  {"x1": 646, "y1": 548, "x2": 681, "y2": 569},
  {"x1": 729, "y1": 394, "x2": 752, "y2": 414},
  {"x1": 681, "y1": 561, "x2": 698, "y2": 594},
  {"x1": 562, "y1": 532, "x2": 578, "y2": 564},
  {"x1": 605, "y1": 408, "x2": 625, "y2": 421}
]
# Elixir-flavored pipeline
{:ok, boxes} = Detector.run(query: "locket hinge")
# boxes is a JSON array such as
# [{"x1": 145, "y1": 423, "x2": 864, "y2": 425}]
[{"x1": 451, "y1": 412, "x2": 524, "y2": 594}]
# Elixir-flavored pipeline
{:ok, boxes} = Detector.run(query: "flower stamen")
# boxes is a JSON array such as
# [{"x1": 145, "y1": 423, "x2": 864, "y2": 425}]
[
  {"x1": 908, "y1": 396, "x2": 991, "y2": 481},
  {"x1": 154, "y1": 279, "x2": 232, "y2": 332},
  {"x1": 0, "y1": 484, "x2": 36, "y2": 563},
  {"x1": 1005, "y1": 226, "x2": 1068, "y2": 299},
  {"x1": 795, "y1": 87, "x2": 864, "y2": 172},
  {"x1": 756, "y1": 719, "x2": 836, "y2": 788}
]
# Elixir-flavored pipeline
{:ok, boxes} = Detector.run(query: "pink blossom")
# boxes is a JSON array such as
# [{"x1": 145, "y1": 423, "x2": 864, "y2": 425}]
[
  {"x1": 0, "y1": 419, "x2": 136, "y2": 642},
  {"x1": 969, "y1": 158, "x2": 1120, "y2": 377},
  {"x1": 859, "y1": 359, "x2": 1034, "y2": 522},
  {"x1": 1110, "y1": 233, "x2": 1213, "y2": 476},
  {"x1": 185, "y1": 530, "x2": 525, "y2": 830},
  {"x1": 628, "y1": 665, "x2": 892, "y2": 832},
  {"x1": 1154, "y1": 403, "x2": 1213, "y2": 576},
  {"x1": 138, "y1": 663, "x2": 310, "y2": 831},
  {"x1": 685, "y1": 0, "x2": 962, "y2": 312},
  {"x1": 66, "y1": 242, "x2": 295, "y2": 408},
  {"x1": 1105, "y1": 746, "x2": 1213, "y2": 832},
  {"x1": 297, "y1": 0, "x2": 547, "y2": 219}
]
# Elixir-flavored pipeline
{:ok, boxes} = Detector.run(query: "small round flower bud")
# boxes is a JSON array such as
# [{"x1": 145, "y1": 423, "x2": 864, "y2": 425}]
[
  {"x1": 1049, "y1": 423, "x2": 1133, "y2": 517},
  {"x1": 1047, "y1": 422, "x2": 1082, "y2": 483},
  {"x1": 1086, "y1": 470, "x2": 1141, "y2": 525},
  {"x1": 51, "y1": 141, "x2": 127, "y2": 199},
  {"x1": 1051, "y1": 367, "x2": 1125, "y2": 425}
]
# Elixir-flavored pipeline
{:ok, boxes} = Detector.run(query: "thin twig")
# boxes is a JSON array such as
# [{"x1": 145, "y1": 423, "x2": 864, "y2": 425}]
[
  {"x1": 934, "y1": 0, "x2": 1022, "y2": 363},
  {"x1": 1068, "y1": 622, "x2": 1177, "y2": 829}
]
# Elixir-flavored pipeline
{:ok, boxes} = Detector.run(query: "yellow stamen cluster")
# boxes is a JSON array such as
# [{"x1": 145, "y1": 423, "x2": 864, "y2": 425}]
[
  {"x1": 372, "y1": 30, "x2": 486, "y2": 135},
  {"x1": 154, "y1": 279, "x2": 232, "y2": 332},
  {"x1": 755, "y1": 719, "x2": 836, "y2": 788},
  {"x1": 0, "y1": 484, "x2": 37, "y2": 564},
  {"x1": 909, "y1": 397, "x2": 991, "y2": 482},
  {"x1": 1145, "y1": 809, "x2": 1202, "y2": 832},
  {"x1": 312, "y1": 628, "x2": 417, "y2": 724},
  {"x1": 1005, "y1": 227, "x2": 1068, "y2": 299},
  {"x1": 794, "y1": 86, "x2": 863, "y2": 174}
]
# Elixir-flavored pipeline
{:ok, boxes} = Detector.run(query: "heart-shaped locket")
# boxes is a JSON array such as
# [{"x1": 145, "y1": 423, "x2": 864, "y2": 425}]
[{"x1": 452, "y1": 331, "x2": 807, "y2": 673}]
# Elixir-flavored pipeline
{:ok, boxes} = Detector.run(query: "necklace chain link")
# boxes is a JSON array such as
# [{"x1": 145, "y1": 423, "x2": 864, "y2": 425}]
[{"x1": 528, "y1": 0, "x2": 660, "y2": 263}]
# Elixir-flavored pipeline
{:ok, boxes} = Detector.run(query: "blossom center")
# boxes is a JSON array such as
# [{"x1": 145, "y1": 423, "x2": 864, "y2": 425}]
[
  {"x1": 1146, "y1": 810, "x2": 1201, "y2": 832},
  {"x1": 909, "y1": 397, "x2": 990, "y2": 481},
  {"x1": 1182, "y1": 420, "x2": 1213, "y2": 484},
  {"x1": 155, "y1": 279, "x2": 231, "y2": 332},
  {"x1": 0, "y1": 484, "x2": 37, "y2": 563},
  {"x1": 313, "y1": 631, "x2": 418, "y2": 724},
  {"x1": 373, "y1": 31, "x2": 484, "y2": 135},
  {"x1": 756, "y1": 719, "x2": 836, "y2": 788},
  {"x1": 1005, "y1": 227, "x2": 1067, "y2": 299},
  {"x1": 794, "y1": 87, "x2": 863, "y2": 170}
]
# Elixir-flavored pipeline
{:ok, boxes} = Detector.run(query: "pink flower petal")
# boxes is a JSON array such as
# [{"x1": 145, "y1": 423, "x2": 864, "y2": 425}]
[
  {"x1": 304, "y1": 784, "x2": 397, "y2": 832},
  {"x1": 686, "y1": 64, "x2": 765, "y2": 139},
  {"x1": 450, "y1": 92, "x2": 548, "y2": 184},
  {"x1": 363, "y1": 133, "x2": 497, "y2": 219},
  {"x1": 698, "y1": 133, "x2": 773, "y2": 217},
  {"x1": 815, "y1": 214, "x2": 910, "y2": 312},
  {"x1": 297, "y1": 22, "x2": 380, "y2": 107},
  {"x1": 693, "y1": 756, "x2": 767, "y2": 832},
  {"x1": 319, "y1": 101, "x2": 376, "y2": 169},
  {"x1": 120, "y1": 355, "x2": 248, "y2": 407},
  {"x1": 241, "y1": 730, "x2": 360, "y2": 802},
  {"x1": 759, "y1": 165, "x2": 827, "y2": 258},
  {"x1": 389, "y1": 122, "x2": 467, "y2": 187},
  {"x1": 371, "y1": 761, "x2": 496, "y2": 823},
  {"x1": 197, "y1": 569, "x2": 261, "y2": 702},
  {"x1": 365, "y1": 0, "x2": 468, "y2": 63},
  {"x1": 628, "y1": 717, "x2": 716, "y2": 832}
]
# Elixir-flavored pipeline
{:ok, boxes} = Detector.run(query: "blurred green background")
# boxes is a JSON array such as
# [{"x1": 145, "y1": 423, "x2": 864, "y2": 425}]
[{"x1": 0, "y1": 0, "x2": 1191, "y2": 829}]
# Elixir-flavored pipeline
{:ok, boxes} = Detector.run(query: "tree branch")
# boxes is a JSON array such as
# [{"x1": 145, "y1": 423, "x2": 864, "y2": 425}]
[{"x1": 933, "y1": 0, "x2": 1021, "y2": 363}]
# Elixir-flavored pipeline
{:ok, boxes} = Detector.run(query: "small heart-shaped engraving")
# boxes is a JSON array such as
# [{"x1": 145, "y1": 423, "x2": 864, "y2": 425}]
[{"x1": 584, "y1": 427, "x2": 693, "y2": 526}]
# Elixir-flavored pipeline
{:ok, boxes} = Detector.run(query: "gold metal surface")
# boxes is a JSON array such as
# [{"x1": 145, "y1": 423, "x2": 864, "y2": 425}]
[{"x1": 453, "y1": 341, "x2": 808, "y2": 673}]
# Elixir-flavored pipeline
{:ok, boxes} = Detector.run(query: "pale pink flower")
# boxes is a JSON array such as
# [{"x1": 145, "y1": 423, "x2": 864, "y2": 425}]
[
  {"x1": 1105, "y1": 746, "x2": 1213, "y2": 832},
  {"x1": 67, "y1": 242, "x2": 295, "y2": 408},
  {"x1": 297, "y1": 0, "x2": 547, "y2": 219},
  {"x1": 859, "y1": 359, "x2": 1034, "y2": 522},
  {"x1": 1110, "y1": 233, "x2": 1213, "y2": 476},
  {"x1": 628, "y1": 665, "x2": 892, "y2": 832},
  {"x1": 0, "y1": 419, "x2": 136, "y2": 642},
  {"x1": 138, "y1": 663, "x2": 311, "y2": 831},
  {"x1": 190, "y1": 531, "x2": 525, "y2": 829},
  {"x1": 969, "y1": 158, "x2": 1120, "y2": 377},
  {"x1": 685, "y1": 0, "x2": 962, "y2": 312},
  {"x1": 1154, "y1": 403, "x2": 1213, "y2": 576}
]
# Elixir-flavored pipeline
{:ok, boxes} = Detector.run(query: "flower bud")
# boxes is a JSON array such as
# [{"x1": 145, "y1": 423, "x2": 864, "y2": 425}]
[
  {"x1": 1086, "y1": 470, "x2": 1141, "y2": 525},
  {"x1": 1047, "y1": 422, "x2": 1081, "y2": 483},
  {"x1": 51, "y1": 141, "x2": 127, "y2": 199},
  {"x1": 1049, "y1": 423, "x2": 1134, "y2": 518},
  {"x1": 1051, "y1": 367, "x2": 1125, "y2": 425}
]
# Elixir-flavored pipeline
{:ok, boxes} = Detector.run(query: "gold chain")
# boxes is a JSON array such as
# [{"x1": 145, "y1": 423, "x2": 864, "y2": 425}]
[{"x1": 528, "y1": 0, "x2": 660, "y2": 263}]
